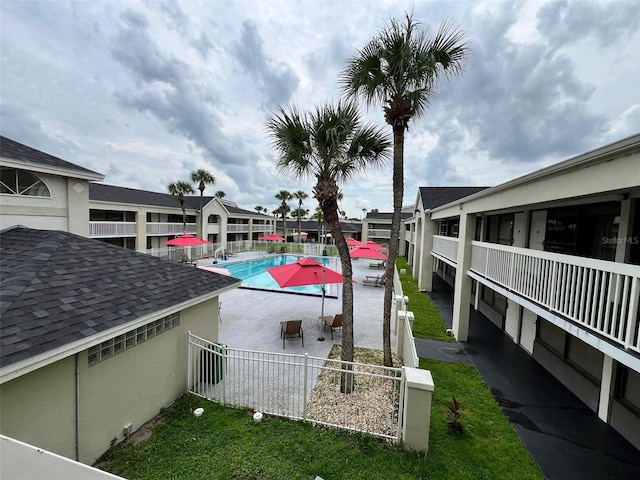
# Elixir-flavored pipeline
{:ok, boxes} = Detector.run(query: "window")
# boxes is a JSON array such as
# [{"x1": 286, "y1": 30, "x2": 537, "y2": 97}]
[
  {"x1": 87, "y1": 312, "x2": 180, "y2": 367},
  {"x1": 0, "y1": 167, "x2": 51, "y2": 197}
]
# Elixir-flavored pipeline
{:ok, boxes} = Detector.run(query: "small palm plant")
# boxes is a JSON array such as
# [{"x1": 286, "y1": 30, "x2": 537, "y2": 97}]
[{"x1": 445, "y1": 396, "x2": 465, "y2": 434}]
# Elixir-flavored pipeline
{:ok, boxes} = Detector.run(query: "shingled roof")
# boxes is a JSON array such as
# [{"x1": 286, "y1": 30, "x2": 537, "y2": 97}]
[
  {"x1": 419, "y1": 186, "x2": 489, "y2": 210},
  {"x1": 0, "y1": 226, "x2": 241, "y2": 370},
  {"x1": 0, "y1": 136, "x2": 103, "y2": 180},
  {"x1": 89, "y1": 183, "x2": 268, "y2": 217}
]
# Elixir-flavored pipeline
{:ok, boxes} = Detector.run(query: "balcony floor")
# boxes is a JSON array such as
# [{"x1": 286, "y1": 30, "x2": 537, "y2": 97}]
[{"x1": 420, "y1": 275, "x2": 640, "y2": 480}]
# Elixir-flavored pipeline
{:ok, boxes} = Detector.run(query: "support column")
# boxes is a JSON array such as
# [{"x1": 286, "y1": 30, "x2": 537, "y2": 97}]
[
  {"x1": 419, "y1": 218, "x2": 435, "y2": 292},
  {"x1": 452, "y1": 212, "x2": 475, "y2": 341},
  {"x1": 615, "y1": 198, "x2": 633, "y2": 263},
  {"x1": 598, "y1": 355, "x2": 616, "y2": 421},
  {"x1": 401, "y1": 367, "x2": 435, "y2": 452}
]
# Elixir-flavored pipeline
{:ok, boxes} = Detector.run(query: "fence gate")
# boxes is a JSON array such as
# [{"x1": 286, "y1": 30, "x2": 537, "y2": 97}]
[{"x1": 188, "y1": 333, "x2": 405, "y2": 442}]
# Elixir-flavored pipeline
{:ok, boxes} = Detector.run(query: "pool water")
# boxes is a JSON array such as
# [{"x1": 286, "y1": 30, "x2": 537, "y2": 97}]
[{"x1": 224, "y1": 255, "x2": 335, "y2": 295}]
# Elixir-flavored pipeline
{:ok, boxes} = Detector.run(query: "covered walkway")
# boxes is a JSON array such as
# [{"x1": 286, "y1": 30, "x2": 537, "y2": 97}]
[{"x1": 418, "y1": 276, "x2": 640, "y2": 479}]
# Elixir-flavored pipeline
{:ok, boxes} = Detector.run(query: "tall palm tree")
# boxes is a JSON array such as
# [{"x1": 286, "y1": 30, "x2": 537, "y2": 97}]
[
  {"x1": 275, "y1": 190, "x2": 292, "y2": 240},
  {"x1": 168, "y1": 180, "x2": 196, "y2": 234},
  {"x1": 341, "y1": 13, "x2": 468, "y2": 366},
  {"x1": 267, "y1": 101, "x2": 390, "y2": 392},
  {"x1": 190, "y1": 169, "x2": 216, "y2": 236},
  {"x1": 293, "y1": 190, "x2": 309, "y2": 242}
]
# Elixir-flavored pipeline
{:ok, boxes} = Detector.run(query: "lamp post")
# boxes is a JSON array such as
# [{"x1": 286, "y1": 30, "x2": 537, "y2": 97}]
[{"x1": 316, "y1": 269, "x2": 326, "y2": 341}]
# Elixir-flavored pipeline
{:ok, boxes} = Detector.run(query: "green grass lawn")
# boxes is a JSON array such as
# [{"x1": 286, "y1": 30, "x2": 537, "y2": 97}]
[{"x1": 396, "y1": 257, "x2": 454, "y2": 342}]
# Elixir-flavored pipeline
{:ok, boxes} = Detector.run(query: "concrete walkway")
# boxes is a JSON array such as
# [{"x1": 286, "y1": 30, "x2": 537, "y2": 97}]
[
  {"x1": 211, "y1": 252, "x2": 395, "y2": 356},
  {"x1": 427, "y1": 277, "x2": 640, "y2": 480}
]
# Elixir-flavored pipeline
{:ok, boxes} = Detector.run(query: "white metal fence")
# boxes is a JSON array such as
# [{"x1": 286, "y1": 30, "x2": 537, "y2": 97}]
[
  {"x1": 432, "y1": 235, "x2": 459, "y2": 264},
  {"x1": 187, "y1": 333, "x2": 405, "y2": 441}
]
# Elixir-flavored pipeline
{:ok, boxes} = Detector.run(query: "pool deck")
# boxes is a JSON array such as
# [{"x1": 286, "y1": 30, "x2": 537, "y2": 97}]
[{"x1": 201, "y1": 252, "x2": 395, "y2": 357}]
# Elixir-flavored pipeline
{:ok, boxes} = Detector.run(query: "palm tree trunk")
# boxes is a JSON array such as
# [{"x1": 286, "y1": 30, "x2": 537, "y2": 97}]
[
  {"x1": 324, "y1": 201, "x2": 355, "y2": 394},
  {"x1": 382, "y1": 125, "x2": 405, "y2": 367}
]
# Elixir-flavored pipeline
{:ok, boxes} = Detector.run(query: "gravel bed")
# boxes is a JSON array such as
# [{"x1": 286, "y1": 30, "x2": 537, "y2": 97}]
[{"x1": 305, "y1": 346, "x2": 402, "y2": 439}]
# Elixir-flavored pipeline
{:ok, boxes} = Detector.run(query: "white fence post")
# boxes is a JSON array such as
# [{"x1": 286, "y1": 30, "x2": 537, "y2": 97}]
[{"x1": 401, "y1": 367, "x2": 435, "y2": 452}]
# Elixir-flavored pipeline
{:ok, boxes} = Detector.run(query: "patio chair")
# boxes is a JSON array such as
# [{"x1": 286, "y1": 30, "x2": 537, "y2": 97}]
[
  {"x1": 181, "y1": 253, "x2": 196, "y2": 265},
  {"x1": 369, "y1": 261, "x2": 385, "y2": 270},
  {"x1": 323, "y1": 314, "x2": 343, "y2": 340},
  {"x1": 280, "y1": 320, "x2": 303, "y2": 349},
  {"x1": 363, "y1": 273, "x2": 386, "y2": 287}
]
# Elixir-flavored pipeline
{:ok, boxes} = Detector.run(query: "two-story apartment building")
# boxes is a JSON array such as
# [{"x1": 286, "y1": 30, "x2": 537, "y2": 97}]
[
  {"x1": 405, "y1": 133, "x2": 640, "y2": 449},
  {"x1": 88, "y1": 184, "x2": 275, "y2": 252}
]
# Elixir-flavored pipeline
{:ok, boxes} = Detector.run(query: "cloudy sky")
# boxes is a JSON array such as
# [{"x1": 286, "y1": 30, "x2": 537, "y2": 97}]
[{"x1": 2, "y1": 1, "x2": 639, "y2": 218}]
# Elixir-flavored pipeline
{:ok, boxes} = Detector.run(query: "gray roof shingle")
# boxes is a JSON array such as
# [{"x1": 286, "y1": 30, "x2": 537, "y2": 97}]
[
  {"x1": 418, "y1": 186, "x2": 489, "y2": 210},
  {"x1": 0, "y1": 136, "x2": 103, "y2": 178},
  {"x1": 89, "y1": 183, "x2": 267, "y2": 216},
  {"x1": 0, "y1": 226, "x2": 241, "y2": 368}
]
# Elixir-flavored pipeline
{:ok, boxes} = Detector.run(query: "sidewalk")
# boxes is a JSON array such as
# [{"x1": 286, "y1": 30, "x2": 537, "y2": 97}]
[{"x1": 426, "y1": 276, "x2": 640, "y2": 480}]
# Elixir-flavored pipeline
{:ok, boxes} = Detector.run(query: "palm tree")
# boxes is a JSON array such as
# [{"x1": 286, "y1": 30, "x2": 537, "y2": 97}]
[
  {"x1": 215, "y1": 191, "x2": 226, "y2": 199},
  {"x1": 275, "y1": 190, "x2": 292, "y2": 240},
  {"x1": 267, "y1": 101, "x2": 390, "y2": 392},
  {"x1": 311, "y1": 205, "x2": 324, "y2": 243},
  {"x1": 293, "y1": 190, "x2": 309, "y2": 243},
  {"x1": 190, "y1": 169, "x2": 216, "y2": 236},
  {"x1": 168, "y1": 180, "x2": 196, "y2": 234},
  {"x1": 341, "y1": 13, "x2": 468, "y2": 366},
  {"x1": 255, "y1": 206, "x2": 265, "y2": 214}
]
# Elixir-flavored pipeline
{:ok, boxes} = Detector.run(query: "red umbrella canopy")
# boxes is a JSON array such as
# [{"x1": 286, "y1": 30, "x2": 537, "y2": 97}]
[
  {"x1": 349, "y1": 245, "x2": 388, "y2": 260},
  {"x1": 259, "y1": 234, "x2": 286, "y2": 241},
  {"x1": 163, "y1": 234, "x2": 212, "y2": 246},
  {"x1": 346, "y1": 238, "x2": 362, "y2": 247},
  {"x1": 267, "y1": 258, "x2": 344, "y2": 288},
  {"x1": 364, "y1": 241, "x2": 386, "y2": 251}
]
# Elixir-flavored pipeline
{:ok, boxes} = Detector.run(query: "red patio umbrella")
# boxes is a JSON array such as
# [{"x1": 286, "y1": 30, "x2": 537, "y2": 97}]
[
  {"x1": 346, "y1": 238, "x2": 362, "y2": 247},
  {"x1": 349, "y1": 245, "x2": 388, "y2": 260},
  {"x1": 267, "y1": 258, "x2": 345, "y2": 341},
  {"x1": 163, "y1": 234, "x2": 212, "y2": 246},
  {"x1": 259, "y1": 234, "x2": 286, "y2": 241},
  {"x1": 364, "y1": 241, "x2": 386, "y2": 251}
]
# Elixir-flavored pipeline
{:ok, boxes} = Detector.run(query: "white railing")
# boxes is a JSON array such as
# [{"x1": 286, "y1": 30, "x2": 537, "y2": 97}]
[
  {"x1": 368, "y1": 229, "x2": 391, "y2": 239},
  {"x1": 251, "y1": 224, "x2": 271, "y2": 232},
  {"x1": 188, "y1": 334, "x2": 404, "y2": 441},
  {"x1": 402, "y1": 313, "x2": 419, "y2": 369},
  {"x1": 432, "y1": 235, "x2": 459, "y2": 264},
  {"x1": 227, "y1": 224, "x2": 250, "y2": 233},
  {"x1": 470, "y1": 241, "x2": 640, "y2": 353},
  {"x1": 89, "y1": 221, "x2": 137, "y2": 238},
  {"x1": 146, "y1": 222, "x2": 197, "y2": 235}
]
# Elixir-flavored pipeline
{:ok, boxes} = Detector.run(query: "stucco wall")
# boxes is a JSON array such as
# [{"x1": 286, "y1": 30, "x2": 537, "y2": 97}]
[
  {"x1": 0, "y1": 356, "x2": 77, "y2": 459},
  {"x1": 0, "y1": 297, "x2": 219, "y2": 464},
  {"x1": 0, "y1": 174, "x2": 70, "y2": 231}
]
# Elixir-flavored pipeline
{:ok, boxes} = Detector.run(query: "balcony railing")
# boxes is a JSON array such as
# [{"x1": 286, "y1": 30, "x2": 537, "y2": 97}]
[
  {"x1": 146, "y1": 223, "x2": 197, "y2": 236},
  {"x1": 89, "y1": 221, "x2": 137, "y2": 238},
  {"x1": 227, "y1": 224, "x2": 250, "y2": 233},
  {"x1": 432, "y1": 235, "x2": 459, "y2": 264},
  {"x1": 251, "y1": 224, "x2": 271, "y2": 233},
  {"x1": 470, "y1": 241, "x2": 640, "y2": 354},
  {"x1": 368, "y1": 229, "x2": 391, "y2": 239}
]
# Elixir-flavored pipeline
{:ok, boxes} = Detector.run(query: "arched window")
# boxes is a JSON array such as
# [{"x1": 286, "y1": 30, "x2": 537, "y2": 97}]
[{"x1": 0, "y1": 167, "x2": 51, "y2": 197}]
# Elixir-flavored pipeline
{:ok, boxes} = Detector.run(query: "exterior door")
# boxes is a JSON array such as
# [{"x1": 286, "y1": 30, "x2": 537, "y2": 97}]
[{"x1": 529, "y1": 210, "x2": 546, "y2": 250}]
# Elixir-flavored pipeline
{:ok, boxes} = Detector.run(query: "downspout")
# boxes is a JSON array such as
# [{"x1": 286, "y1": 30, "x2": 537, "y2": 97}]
[{"x1": 75, "y1": 353, "x2": 80, "y2": 462}]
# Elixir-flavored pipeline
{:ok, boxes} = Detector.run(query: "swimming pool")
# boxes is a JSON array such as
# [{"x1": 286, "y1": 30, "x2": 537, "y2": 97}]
[{"x1": 223, "y1": 255, "x2": 337, "y2": 296}]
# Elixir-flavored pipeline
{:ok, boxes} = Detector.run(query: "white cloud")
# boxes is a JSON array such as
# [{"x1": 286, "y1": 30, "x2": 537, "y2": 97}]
[{"x1": 1, "y1": 0, "x2": 639, "y2": 217}]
